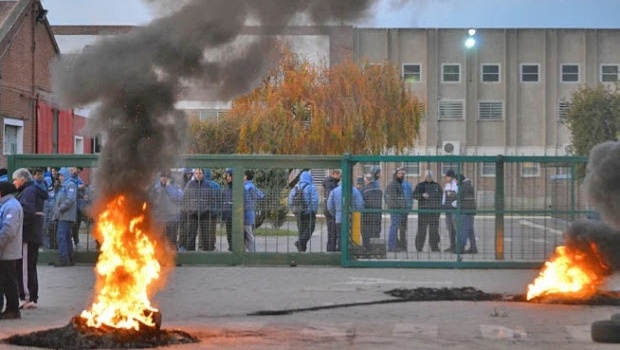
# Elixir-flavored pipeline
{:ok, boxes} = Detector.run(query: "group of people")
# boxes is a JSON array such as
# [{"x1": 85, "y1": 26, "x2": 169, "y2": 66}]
[
  {"x1": 0, "y1": 166, "x2": 86, "y2": 321},
  {"x1": 287, "y1": 167, "x2": 478, "y2": 255},
  {"x1": 151, "y1": 168, "x2": 264, "y2": 253}
]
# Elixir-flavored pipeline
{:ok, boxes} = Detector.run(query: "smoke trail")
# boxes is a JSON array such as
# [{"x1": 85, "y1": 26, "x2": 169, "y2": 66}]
[
  {"x1": 562, "y1": 141, "x2": 620, "y2": 272},
  {"x1": 583, "y1": 141, "x2": 620, "y2": 229},
  {"x1": 52, "y1": 0, "x2": 396, "y2": 201}
]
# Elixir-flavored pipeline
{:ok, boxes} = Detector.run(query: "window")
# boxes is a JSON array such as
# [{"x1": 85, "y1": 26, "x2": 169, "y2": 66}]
[
  {"x1": 481, "y1": 64, "x2": 500, "y2": 82},
  {"x1": 521, "y1": 64, "x2": 539, "y2": 82},
  {"x1": 439, "y1": 101, "x2": 464, "y2": 120},
  {"x1": 478, "y1": 101, "x2": 504, "y2": 120},
  {"x1": 74, "y1": 136, "x2": 84, "y2": 155},
  {"x1": 520, "y1": 162, "x2": 540, "y2": 177},
  {"x1": 92, "y1": 133, "x2": 104, "y2": 154},
  {"x1": 442, "y1": 64, "x2": 461, "y2": 83},
  {"x1": 3, "y1": 118, "x2": 23, "y2": 154},
  {"x1": 558, "y1": 101, "x2": 571, "y2": 123},
  {"x1": 403, "y1": 64, "x2": 421, "y2": 83},
  {"x1": 481, "y1": 163, "x2": 496, "y2": 177},
  {"x1": 601, "y1": 64, "x2": 619, "y2": 82},
  {"x1": 403, "y1": 162, "x2": 420, "y2": 177},
  {"x1": 561, "y1": 64, "x2": 579, "y2": 82}
]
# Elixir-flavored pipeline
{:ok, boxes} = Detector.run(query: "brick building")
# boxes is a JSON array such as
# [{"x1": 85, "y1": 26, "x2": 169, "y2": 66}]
[{"x1": 0, "y1": 0, "x2": 88, "y2": 168}]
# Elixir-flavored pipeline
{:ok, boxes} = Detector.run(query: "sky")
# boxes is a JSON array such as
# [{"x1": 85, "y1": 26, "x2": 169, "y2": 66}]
[{"x1": 40, "y1": 0, "x2": 620, "y2": 29}]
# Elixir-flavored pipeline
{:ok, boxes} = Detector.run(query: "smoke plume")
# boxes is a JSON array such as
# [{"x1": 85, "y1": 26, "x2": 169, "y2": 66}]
[
  {"x1": 52, "y1": 0, "x2": 396, "y2": 201},
  {"x1": 562, "y1": 141, "x2": 620, "y2": 272}
]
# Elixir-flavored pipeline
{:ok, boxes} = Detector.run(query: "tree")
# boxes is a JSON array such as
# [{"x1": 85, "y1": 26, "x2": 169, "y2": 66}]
[
  {"x1": 225, "y1": 47, "x2": 424, "y2": 155},
  {"x1": 563, "y1": 85, "x2": 620, "y2": 157}
]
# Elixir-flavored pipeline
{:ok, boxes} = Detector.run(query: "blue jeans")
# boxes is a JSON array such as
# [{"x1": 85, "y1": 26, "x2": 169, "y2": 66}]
[
  {"x1": 458, "y1": 214, "x2": 477, "y2": 252},
  {"x1": 388, "y1": 213, "x2": 404, "y2": 250},
  {"x1": 57, "y1": 220, "x2": 74, "y2": 264}
]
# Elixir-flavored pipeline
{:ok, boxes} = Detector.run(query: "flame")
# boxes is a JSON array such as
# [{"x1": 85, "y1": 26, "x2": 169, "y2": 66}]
[
  {"x1": 526, "y1": 244, "x2": 608, "y2": 300},
  {"x1": 80, "y1": 195, "x2": 161, "y2": 330}
]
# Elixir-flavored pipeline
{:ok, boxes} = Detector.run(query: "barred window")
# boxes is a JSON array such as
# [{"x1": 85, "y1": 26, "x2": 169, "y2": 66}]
[
  {"x1": 601, "y1": 65, "x2": 619, "y2": 82},
  {"x1": 481, "y1": 163, "x2": 496, "y2": 177},
  {"x1": 558, "y1": 101, "x2": 571, "y2": 122},
  {"x1": 478, "y1": 101, "x2": 503, "y2": 120},
  {"x1": 439, "y1": 101, "x2": 464, "y2": 120},
  {"x1": 403, "y1": 64, "x2": 421, "y2": 83},
  {"x1": 561, "y1": 64, "x2": 579, "y2": 83},
  {"x1": 521, "y1": 64, "x2": 539, "y2": 82},
  {"x1": 520, "y1": 162, "x2": 540, "y2": 177},
  {"x1": 442, "y1": 64, "x2": 461, "y2": 83},
  {"x1": 481, "y1": 64, "x2": 500, "y2": 82}
]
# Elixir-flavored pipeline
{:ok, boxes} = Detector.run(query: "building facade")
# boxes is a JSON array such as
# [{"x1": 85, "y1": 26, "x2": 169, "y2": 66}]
[{"x1": 354, "y1": 28, "x2": 620, "y2": 157}]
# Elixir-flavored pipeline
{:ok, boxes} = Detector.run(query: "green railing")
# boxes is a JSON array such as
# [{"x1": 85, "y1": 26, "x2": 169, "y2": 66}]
[{"x1": 9, "y1": 153, "x2": 588, "y2": 268}]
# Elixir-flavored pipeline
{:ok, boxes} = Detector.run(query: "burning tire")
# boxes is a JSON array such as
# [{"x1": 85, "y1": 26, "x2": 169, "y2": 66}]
[{"x1": 591, "y1": 320, "x2": 620, "y2": 343}]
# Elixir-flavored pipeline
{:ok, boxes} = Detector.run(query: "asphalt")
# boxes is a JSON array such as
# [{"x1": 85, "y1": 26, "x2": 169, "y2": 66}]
[{"x1": 1, "y1": 265, "x2": 619, "y2": 349}]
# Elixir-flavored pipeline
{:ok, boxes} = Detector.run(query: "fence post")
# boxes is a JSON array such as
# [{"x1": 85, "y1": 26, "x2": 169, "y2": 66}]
[
  {"x1": 340, "y1": 153, "x2": 351, "y2": 266},
  {"x1": 494, "y1": 155, "x2": 505, "y2": 260}
]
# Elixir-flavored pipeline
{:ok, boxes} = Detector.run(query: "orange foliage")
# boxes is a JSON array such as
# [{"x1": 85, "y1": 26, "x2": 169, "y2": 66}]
[{"x1": 227, "y1": 47, "x2": 424, "y2": 155}]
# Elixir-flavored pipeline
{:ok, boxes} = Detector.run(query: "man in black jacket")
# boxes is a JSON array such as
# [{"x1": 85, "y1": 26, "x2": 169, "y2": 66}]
[{"x1": 413, "y1": 170, "x2": 443, "y2": 252}]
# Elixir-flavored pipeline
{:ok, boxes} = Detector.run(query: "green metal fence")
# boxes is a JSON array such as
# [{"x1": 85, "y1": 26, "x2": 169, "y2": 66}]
[{"x1": 9, "y1": 153, "x2": 588, "y2": 268}]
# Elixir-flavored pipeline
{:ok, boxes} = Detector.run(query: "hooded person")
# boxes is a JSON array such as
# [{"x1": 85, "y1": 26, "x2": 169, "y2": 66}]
[
  {"x1": 371, "y1": 165, "x2": 382, "y2": 189},
  {"x1": 52, "y1": 168, "x2": 78, "y2": 266},
  {"x1": 384, "y1": 167, "x2": 410, "y2": 252},
  {"x1": 413, "y1": 169, "x2": 443, "y2": 252},
  {"x1": 289, "y1": 171, "x2": 320, "y2": 252}
]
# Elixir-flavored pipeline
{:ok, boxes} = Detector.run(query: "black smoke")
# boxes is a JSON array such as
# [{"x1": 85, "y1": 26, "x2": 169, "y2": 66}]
[
  {"x1": 52, "y1": 0, "x2": 405, "y2": 201},
  {"x1": 563, "y1": 141, "x2": 620, "y2": 272}
]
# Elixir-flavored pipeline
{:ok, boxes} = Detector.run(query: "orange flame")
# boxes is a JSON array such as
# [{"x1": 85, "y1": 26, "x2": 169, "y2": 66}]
[
  {"x1": 526, "y1": 244, "x2": 608, "y2": 300},
  {"x1": 80, "y1": 195, "x2": 161, "y2": 330}
]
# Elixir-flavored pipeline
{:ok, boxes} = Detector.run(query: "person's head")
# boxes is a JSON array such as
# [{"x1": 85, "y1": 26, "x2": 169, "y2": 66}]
[
  {"x1": 445, "y1": 169, "x2": 456, "y2": 181},
  {"x1": 160, "y1": 171, "x2": 171, "y2": 183},
  {"x1": 331, "y1": 169, "x2": 342, "y2": 181},
  {"x1": 70, "y1": 167, "x2": 80, "y2": 176},
  {"x1": 58, "y1": 167, "x2": 71, "y2": 181},
  {"x1": 394, "y1": 167, "x2": 405, "y2": 181},
  {"x1": 424, "y1": 169, "x2": 434, "y2": 182},
  {"x1": 371, "y1": 165, "x2": 381, "y2": 180},
  {"x1": 364, "y1": 173, "x2": 374, "y2": 185},
  {"x1": 12, "y1": 168, "x2": 32, "y2": 189},
  {"x1": 224, "y1": 168, "x2": 233, "y2": 183},
  {"x1": 0, "y1": 181, "x2": 16, "y2": 197},
  {"x1": 244, "y1": 170, "x2": 254, "y2": 181},
  {"x1": 32, "y1": 167, "x2": 44, "y2": 180},
  {"x1": 193, "y1": 168, "x2": 204, "y2": 181},
  {"x1": 51, "y1": 167, "x2": 59, "y2": 177},
  {"x1": 356, "y1": 176, "x2": 364, "y2": 188}
]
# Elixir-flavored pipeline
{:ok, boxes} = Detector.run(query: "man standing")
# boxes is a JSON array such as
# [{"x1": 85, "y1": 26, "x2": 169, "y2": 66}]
[
  {"x1": 327, "y1": 180, "x2": 364, "y2": 252},
  {"x1": 180, "y1": 168, "x2": 213, "y2": 251},
  {"x1": 321, "y1": 169, "x2": 341, "y2": 252},
  {"x1": 442, "y1": 169, "x2": 459, "y2": 253},
  {"x1": 290, "y1": 171, "x2": 319, "y2": 252},
  {"x1": 53, "y1": 168, "x2": 77, "y2": 266},
  {"x1": 221, "y1": 168, "x2": 234, "y2": 251},
  {"x1": 13, "y1": 168, "x2": 48, "y2": 309},
  {"x1": 0, "y1": 181, "x2": 23, "y2": 320},
  {"x1": 385, "y1": 168, "x2": 408, "y2": 252},
  {"x1": 361, "y1": 173, "x2": 383, "y2": 249},
  {"x1": 243, "y1": 170, "x2": 264, "y2": 252},
  {"x1": 458, "y1": 174, "x2": 478, "y2": 254},
  {"x1": 151, "y1": 171, "x2": 183, "y2": 249},
  {"x1": 413, "y1": 170, "x2": 443, "y2": 252}
]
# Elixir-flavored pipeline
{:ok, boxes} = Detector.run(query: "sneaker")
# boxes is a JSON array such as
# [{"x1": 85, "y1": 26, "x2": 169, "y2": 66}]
[
  {"x1": 0, "y1": 310, "x2": 21, "y2": 320},
  {"x1": 18, "y1": 300, "x2": 26, "y2": 309},
  {"x1": 22, "y1": 301, "x2": 37, "y2": 309}
]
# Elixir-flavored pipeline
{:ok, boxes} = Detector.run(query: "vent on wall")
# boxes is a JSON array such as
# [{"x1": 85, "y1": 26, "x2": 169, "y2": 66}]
[{"x1": 442, "y1": 141, "x2": 461, "y2": 155}]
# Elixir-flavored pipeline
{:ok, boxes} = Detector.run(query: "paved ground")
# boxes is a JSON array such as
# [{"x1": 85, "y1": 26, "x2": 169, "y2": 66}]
[{"x1": 1, "y1": 265, "x2": 619, "y2": 349}]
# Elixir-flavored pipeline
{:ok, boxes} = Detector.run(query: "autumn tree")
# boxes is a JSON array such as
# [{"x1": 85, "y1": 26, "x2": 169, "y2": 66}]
[
  {"x1": 224, "y1": 48, "x2": 424, "y2": 155},
  {"x1": 563, "y1": 84, "x2": 620, "y2": 156}
]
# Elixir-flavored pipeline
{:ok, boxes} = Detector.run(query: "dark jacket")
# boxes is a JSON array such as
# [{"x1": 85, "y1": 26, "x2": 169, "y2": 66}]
[
  {"x1": 221, "y1": 181, "x2": 233, "y2": 221},
  {"x1": 459, "y1": 178, "x2": 476, "y2": 214},
  {"x1": 413, "y1": 180, "x2": 443, "y2": 210},
  {"x1": 16, "y1": 181, "x2": 48, "y2": 244},
  {"x1": 385, "y1": 173, "x2": 406, "y2": 210}
]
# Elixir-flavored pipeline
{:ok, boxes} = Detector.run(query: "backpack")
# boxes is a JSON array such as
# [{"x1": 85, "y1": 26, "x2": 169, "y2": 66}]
[{"x1": 291, "y1": 183, "x2": 309, "y2": 215}]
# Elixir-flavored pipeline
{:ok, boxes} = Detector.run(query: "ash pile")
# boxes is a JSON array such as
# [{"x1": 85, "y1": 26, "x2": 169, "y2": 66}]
[{"x1": 4, "y1": 315, "x2": 198, "y2": 349}]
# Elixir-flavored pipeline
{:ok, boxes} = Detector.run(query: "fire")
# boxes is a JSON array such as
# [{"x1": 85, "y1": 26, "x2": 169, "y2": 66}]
[
  {"x1": 80, "y1": 195, "x2": 161, "y2": 330},
  {"x1": 526, "y1": 244, "x2": 608, "y2": 300}
]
